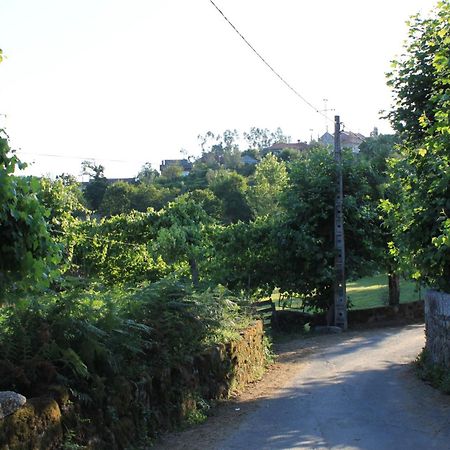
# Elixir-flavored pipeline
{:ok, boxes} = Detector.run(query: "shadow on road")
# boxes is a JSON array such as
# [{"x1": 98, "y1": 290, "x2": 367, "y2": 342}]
[
  {"x1": 217, "y1": 325, "x2": 449, "y2": 450},
  {"x1": 154, "y1": 325, "x2": 448, "y2": 450}
]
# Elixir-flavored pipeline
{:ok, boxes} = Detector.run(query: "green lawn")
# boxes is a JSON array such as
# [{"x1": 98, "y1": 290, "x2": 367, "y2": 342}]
[
  {"x1": 271, "y1": 273, "x2": 422, "y2": 311},
  {"x1": 347, "y1": 273, "x2": 421, "y2": 310}
]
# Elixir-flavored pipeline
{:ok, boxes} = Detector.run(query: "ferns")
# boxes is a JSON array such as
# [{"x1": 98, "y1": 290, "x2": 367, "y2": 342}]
[{"x1": 0, "y1": 277, "x2": 254, "y2": 411}]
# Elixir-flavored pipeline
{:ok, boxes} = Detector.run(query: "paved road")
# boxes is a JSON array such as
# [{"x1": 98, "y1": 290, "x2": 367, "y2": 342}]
[{"x1": 218, "y1": 325, "x2": 450, "y2": 450}]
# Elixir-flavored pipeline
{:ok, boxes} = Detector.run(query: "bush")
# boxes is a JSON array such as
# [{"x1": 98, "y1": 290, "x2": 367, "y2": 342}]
[
  {"x1": 0, "y1": 134, "x2": 60, "y2": 301},
  {"x1": 415, "y1": 349, "x2": 450, "y2": 394},
  {"x1": 0, "y1": 278, "x2": 252, "y2": 397}
]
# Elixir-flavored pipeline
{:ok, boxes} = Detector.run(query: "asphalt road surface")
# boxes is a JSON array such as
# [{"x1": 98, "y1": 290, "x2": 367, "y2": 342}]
[{"x1": 217, "y1": 325, "x2": 450, "y2": 450}]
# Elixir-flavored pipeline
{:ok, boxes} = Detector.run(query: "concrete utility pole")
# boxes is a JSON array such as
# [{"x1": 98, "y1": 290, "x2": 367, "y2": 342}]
[{"x1": 334, "y1": 115, "x2": 348, "y2": 330}]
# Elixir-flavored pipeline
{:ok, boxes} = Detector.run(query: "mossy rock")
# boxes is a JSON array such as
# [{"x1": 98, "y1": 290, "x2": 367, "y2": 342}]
[{"x1": 0, "y1": 397, "x2": 62, "y2": 450}]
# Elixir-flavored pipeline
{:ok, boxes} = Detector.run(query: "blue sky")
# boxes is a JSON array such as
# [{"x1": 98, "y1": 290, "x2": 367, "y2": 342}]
[{"x1": 0, "y1": 0, "x2": 438, "y2": 178}]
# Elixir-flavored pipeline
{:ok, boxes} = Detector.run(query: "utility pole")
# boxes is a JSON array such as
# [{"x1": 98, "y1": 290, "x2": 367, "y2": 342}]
[{"x1": 334, "y1": 115, "x2": 347, "y2": 330}]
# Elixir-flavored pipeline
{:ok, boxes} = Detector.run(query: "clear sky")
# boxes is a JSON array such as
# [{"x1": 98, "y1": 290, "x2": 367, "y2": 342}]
[{"x1": 0, "y1": 0, "x2": 438, "y2": 178}]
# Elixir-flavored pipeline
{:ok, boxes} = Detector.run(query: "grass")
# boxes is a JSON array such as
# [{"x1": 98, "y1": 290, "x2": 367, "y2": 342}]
[
  {"x1": 347, "y1": 273, "x2": 421, "y2": 310},
  {"x1": 271, "y1": 273, "x2": 422, "y2": 311}
]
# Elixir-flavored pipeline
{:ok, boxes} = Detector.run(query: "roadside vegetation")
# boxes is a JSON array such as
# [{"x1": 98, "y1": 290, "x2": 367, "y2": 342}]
[
  {"x1": 416, "y1": 350, "x2": 450, "y2": 395},
  {"x1": 2, "y1": 0, "x2": 450, "y2": 446}
]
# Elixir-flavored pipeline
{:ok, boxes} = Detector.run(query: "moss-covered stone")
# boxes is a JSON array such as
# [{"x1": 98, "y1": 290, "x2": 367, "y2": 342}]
[
  {"x1": 0, "y1": 397, "x2": 62, "y2": 450},
  {"x1": 0, "y1": 321, "x2": 267, "y2": 449}
]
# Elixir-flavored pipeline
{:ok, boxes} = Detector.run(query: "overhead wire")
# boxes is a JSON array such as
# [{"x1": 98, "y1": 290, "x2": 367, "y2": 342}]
[
  {"x1": 16, "y1": 151, "x2": 150, "y2": 164},
  {"x1": 209, "y1": 0, "x2": 334, "y2": 124},
  {"x1": 12, "y1": 2, "x2": 360, "y2": 174}
]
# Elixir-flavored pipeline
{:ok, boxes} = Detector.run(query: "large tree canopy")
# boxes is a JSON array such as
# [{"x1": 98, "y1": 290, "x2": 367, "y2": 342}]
[
  {"x1": 0, "y1": 134, "x2": 60, "y2": 300},
  {"x1": 386, "y1": 1, "x2": 450, "y2": 291}
]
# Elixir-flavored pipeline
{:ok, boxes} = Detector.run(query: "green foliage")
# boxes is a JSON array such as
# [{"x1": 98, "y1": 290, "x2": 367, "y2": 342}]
[
  {"x1": 207, "y1": 148, "x2": 384, "y2": 311},
  {"x1": 64, "y1": 195, "x2": 215, "y2": 286},
  {"x1": 184, "y1": 189, "x2": 223, "y2": 220},
  {"x1": 183, "y1": 395, "x2": 210, "y2": 426},
  {"x1": 99, "y1": 180, "x2": 178, "y2": 216},
  {"x1": 0, "y1": 278, "x2": 253, "y2": 398},
  {"x1": 99, "y1": 181, "x2": 134, "y2": 216},
  {"x1": 386, "y1": 1, "x2": 450, "y2": 291},
  {"x1": 415, "y1": 349, "x2": 450, "y2": 394},
  {"x1": 277, "y1": 148, "x2": 380, "y2": 310},
  {"x1": 160, "y1": 163, "x2": 183, "y2": 181},
  {"x1": 209, "y1": 216, "x2": 280, "y2": 296},
  {"x1": 386, "y1": 5, "x2": 442, "y2": 144},
  {"x1": 81, "y1": 161, "x2": 108, "y2": 211},
  {"x1": 208, "y1": 169, "x2": 252, "y2": 223},
  {"x1": 154, "y1": 196, "x2": 213, "y2": 286},
  {"x1": 71, "y1": 210, "x2": 167, "y2": 284},
  {"x1": 0, "y1": 134, "x2": 61, "y2": 301},
  {"x1": 277, "y1": 147, "x2": 303, "y2": 162},
  {"x1": 246, "y1": 154, "x2": 288, "y2": 217},
  {"x1": 136, "y1": 162, "x2": 159, "y2": 184},
  {"x1": 359, "y1": 134, "x2": 399, "y2": 185},
  {"x1": 132, "y1": 182, "x2": 179, "y2": 212},
  {"x1": 243, "y1": 127, "x2": 289, "y2": 150},
  {"x1": 39, "y1": 176, "x2": 88, "y2": 270},
  {"x1": 184, "y1": 162, "x2": 211, "y2": 191}
]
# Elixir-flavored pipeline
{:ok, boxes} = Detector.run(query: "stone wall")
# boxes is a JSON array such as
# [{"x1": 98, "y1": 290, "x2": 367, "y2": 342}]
[
  {"x1": 273, "y1": 300, "x2": 424, "y2": 332},
  {"x1": 425, "y1": 290, "x2": 450, "y2": 369},
  {"x1": 0, "y1": 321, "x2": 266, "y2": 449}
]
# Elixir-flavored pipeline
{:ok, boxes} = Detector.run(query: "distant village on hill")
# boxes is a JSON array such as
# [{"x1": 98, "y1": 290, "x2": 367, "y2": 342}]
[
  {"x1": 157, "y1": 127, "x2": 376, "y2": 178},
  {"x1": 91, "y1": 127, "x2": 379, "y2": 185}
]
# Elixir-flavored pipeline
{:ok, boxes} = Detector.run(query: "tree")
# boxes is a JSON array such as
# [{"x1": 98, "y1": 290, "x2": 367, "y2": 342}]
[
  {"x1": 277, "y1": 148, "x2": 380, "y2": 311},
  {"x1": 81, "y1": 161, "x2": 108, "y2": 211},
  {"x1": 96, "y1": 181, "x2": 179, "y2": 217},
  {"x1": 0, "y1": 133, "x2": 60, "y2": 300},
  {"x1": 182, "y1": 189, "x2": 223, "y2": 221},
  {"x1": 246, "y1": 154, "x2": 288, "y2": 217},
  {"x1": 160, "y1": 163, "x2": 183, "y2": 181},
  {"x1": 209, "y1": 216, "x2": 280, "y2": 296},
  {"x1": 197, "y1": 129, "x2": 241, "y2": 170},
  {"x1": 184, "y1": 162, "x2": 211, "y2": 191},
  {"x1": 154, "y1": 197, "x2": 212, "y2": 287},
  {"x1": 210, "y1": 148, "x2": 382, "y2": 310},
  {"x1": 386, "y1": 1, "x2": 450, "y2": 292},
  {"x1": 39, "y1": 175, "x2": 88, "y2": 272},
  {"x1": 132, "y1": 183, "x2": 178, "y2": 212},
  {"x1": 208, "y1": 170, "x2": 252, "y2": 224},
  {"x1": 99, "y1": 181, "x2": 134, "y2": 216},
  {"x1": 72, "y1": 210, "x2": 165, "y2": 284},
  {"x1": 385, "y1": 7, "x2": 441, "y2": 145},
  {"x1": 243, "y1": 127, "x2": 290, "y2": 150},
  {"x1": 136, "y1": 162, "x2": 159, "y2": 184},
  {"x1": 359, "y1": 134, "x2": 403, "y2": 305},
  {"x1": 278, "y1": 148, "x2": 302, "y2": 162}
]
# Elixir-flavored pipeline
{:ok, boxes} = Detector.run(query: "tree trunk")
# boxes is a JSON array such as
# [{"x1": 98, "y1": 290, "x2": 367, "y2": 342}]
[
  {"x1": 189, "y1": 257, "x2": 199, "y2": 289},
  {"x1": 388, "y1": 272, "x2": 400, "y2": 306}
]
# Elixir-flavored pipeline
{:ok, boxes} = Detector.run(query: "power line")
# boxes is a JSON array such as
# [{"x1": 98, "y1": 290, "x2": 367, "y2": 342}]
[
  {"x1": 17, "y1": 151, "x2": 149, "y2": 164},
  {"x1": 209, "y1": 0, "x2": 333, "y2": 123}
]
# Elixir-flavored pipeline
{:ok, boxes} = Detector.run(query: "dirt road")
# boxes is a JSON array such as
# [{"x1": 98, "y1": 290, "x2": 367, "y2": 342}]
[{"x1": 154, "y1": 325, "x2": 450, "y2": 450}]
